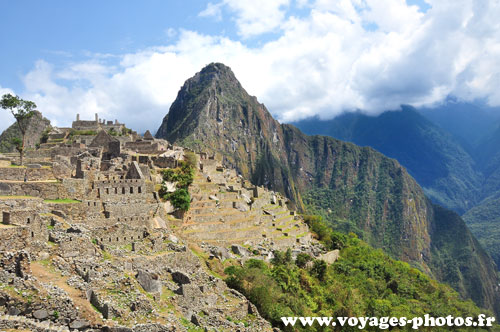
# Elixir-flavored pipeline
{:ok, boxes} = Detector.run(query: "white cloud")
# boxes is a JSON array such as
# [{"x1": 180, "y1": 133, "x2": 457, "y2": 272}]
[
  {"x1": 199, "y1": 2, "x2": 223, "y2": 21},
  {"x1": 4, "y1": 0, "x2": 500, "y2": 134},
  {"x1": 200, "y1": 0, "x2": 291, "y2": 38}
]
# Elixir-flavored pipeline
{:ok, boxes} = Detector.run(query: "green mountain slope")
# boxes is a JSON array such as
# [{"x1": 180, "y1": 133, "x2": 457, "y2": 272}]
[
  {"x1": 222, "y1": 225, "x2": 497, "y2": 331},
  {"x1": 156, "y1": 63, "x2": 500, "y2": 316},
  {"x1": 292, "y1": 108, "x2": 482, "y2": 214},
  {"x1": 463, "y1": 125, "x2": 500, "y2": 267}
]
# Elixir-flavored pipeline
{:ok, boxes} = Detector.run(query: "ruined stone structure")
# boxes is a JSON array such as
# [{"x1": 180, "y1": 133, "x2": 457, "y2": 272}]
[
  {"x1": 72, "y1": 113, "x2": 125, "y2": 133},
  {"x1": 0, "y1": 114, "x2": 320, "y2": 331}
]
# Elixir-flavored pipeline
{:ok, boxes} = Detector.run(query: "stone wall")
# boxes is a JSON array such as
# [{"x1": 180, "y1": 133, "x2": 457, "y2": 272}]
[
  {"x1": 44, "y1": 202, "x2": 89, "y2": 221},
  {"x1": 103, "y1": 202, "x2": 157, "y2": 222},
  {"x1": 72, "y1": 120, "x2": 98, "y2": 131},
  {"x1": 0, "y1": 167, "x2": 56, "y2": 181},
  {"x1": 0, "y1": 227, "x2": 29, "y2": 251},
  {"x1": 94, "y1": 179, "x2": 148, "y2": 199},
  {"x1": 73, "y1": 135, "x2": 97, "y2": 146},
  {"x1": 2, "y1": 209, "x2": 38, "y2": 226},
  {"x1": 25, "y1": 146, "x2": 86, "y2": 160},
  {"x1": 60, "y1": 178, "x2": 86, "y2": 200},
  {"x1": 0, "y1": 181, "x2": 81, "y2": 200},
  {"x1": 125, "y1": 141, "x2": 161, "y2": 154},
  {"x1": 0, "y1": 197, "x2": 44, "y2": 210},
  {"x1": 92, "y1": 224, "x2": 148, "y2": 246},
  {"x1": 0, "y1": 182, "x2": 58, "y2": 199},
  {"x1": 58, "y1": 234, "x2": 97, "y2": 258},
  {"x1": 152, "y1": 156, "x2": 177, "y2": 169}
]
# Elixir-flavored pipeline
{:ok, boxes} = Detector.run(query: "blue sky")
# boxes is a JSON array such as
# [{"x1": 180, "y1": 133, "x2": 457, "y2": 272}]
[
  {"x1": 0, "y1": 1, "x2": 230, "y2": 91},
  {"x1": 1, "y1": 0, "x2": 499, "y2": 133}
]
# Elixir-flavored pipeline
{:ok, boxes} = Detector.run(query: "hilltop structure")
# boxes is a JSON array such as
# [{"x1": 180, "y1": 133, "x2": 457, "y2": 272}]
[
  {"x1": 72, "y1": 113, "x2": 125, "y2": 133},
  {"x1": 0, "y1": 113, "x2": 319, "y2": 331}
]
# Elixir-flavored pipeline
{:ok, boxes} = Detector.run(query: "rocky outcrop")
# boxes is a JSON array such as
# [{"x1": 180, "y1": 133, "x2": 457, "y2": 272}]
[{"x1": 0, "y1": 110, "x2": 51, "y2": 153}]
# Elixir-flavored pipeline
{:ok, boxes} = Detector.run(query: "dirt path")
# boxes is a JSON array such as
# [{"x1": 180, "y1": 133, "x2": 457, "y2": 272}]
[{"x1": 30, "y1": 262, "x2": 104, "y2": 325}]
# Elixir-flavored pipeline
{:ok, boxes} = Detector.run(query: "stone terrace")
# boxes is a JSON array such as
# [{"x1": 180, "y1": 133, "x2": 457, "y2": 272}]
[{"x1": 180, "y1": 162, "x2": 312, "y2": 250}]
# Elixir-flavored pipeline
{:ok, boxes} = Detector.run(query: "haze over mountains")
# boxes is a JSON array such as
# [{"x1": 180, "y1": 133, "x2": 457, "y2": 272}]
[
  {"x1": 155, "y1": 63, "x2": 500, "y2": 315},
  {"x1": 293, "y1": 101, "x2": 500, "y2": 270}
]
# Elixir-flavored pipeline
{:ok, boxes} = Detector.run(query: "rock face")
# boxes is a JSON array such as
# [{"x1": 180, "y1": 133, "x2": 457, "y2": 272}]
[
  {"x1": 292, "y1": 108, "x2": 483, "y2": 215},
  {"x1": 0, "y1": 110, "x2": 51, "y2": 153},
  {"x1": 156, "y1": 62, "x2": 500, "y2": 316},
  {"x1": 136, "y1": 270, "x2": 162, "y2": 294}
]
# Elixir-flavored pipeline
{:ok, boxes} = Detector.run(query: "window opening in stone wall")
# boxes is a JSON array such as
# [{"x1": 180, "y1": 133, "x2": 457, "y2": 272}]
[{"x1": 2, "y1": 212, "x2": 10, "y2": 224}]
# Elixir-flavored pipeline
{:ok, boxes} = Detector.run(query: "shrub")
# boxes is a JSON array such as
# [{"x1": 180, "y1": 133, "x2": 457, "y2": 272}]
[
  {"x1": 295, "y1": 253, "x2": 312, "y2": 268},
  {"x1": 165, "y1": 188, "x2": 190, "y2": 211}
]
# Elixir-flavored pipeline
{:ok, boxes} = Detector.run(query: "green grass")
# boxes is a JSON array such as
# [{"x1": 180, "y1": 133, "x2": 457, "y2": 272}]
[
  {"x1": 43, "y1": 198, "x2": 81, "y2": 203},
  {"x1": 38, "y1": 259, "x2": 51, "y2": 266},
  {"x1": 101, "y1": 251, "x2": 113, "y2": 261}
]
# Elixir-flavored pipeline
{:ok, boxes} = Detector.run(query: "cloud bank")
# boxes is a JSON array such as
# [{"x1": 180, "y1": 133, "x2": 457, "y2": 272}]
[{"x1": 4, "y1": 0, "x2": 500, "y2": 133}]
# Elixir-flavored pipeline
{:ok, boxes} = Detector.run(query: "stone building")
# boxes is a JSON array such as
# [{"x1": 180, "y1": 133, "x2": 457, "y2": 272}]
[{"x1": 72, "y1": 113, "x2": 125, "y2": 133}]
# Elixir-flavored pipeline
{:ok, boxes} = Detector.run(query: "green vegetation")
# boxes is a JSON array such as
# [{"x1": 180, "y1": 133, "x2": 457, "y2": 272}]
[
  {"x1": 121, "y1": 127, "x2": 132, "y2": 135},
  {"x1": 68, "y1": 129, "x2": 97, "y2": 139},
  {"x1": 160, "y1": 161, "x2": 194, "y2": 189},
  {"x1": 108, "y1": 128, "x2": 118, "y2": 136},
  {"x1": 159, "y1": 160, "x2": 195, "y2": 212},
  {"x1": 43, "y1": 199, "x2": 81, "y2": 204},
  {"x1": 224, "y1": 224, "x2": 495, "y2": 331},
  {"x1": 464, "y1": 195, "x2": 500, "y2": 267},
  {"x1": 163, "y1": 188, "x2": 190, "y2": 211}
]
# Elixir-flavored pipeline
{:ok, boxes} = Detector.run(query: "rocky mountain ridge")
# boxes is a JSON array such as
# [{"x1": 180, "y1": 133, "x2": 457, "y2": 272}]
[{"x1": 156, "y1": 62, "x2": 500, "y2": 316}]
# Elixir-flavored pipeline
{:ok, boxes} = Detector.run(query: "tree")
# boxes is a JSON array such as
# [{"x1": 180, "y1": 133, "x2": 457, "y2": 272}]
[
  {"x1": 166, "y1": 188, "x2": 191, "y2": 211},
  {"x1": 0, "y1": 94, "x2": 36, "y2": 165}
]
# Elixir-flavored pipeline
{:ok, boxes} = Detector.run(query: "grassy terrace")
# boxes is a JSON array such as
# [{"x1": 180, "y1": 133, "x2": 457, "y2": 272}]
[{"x1": 43, "y1": 199, "x2": 81, "y2": 204}]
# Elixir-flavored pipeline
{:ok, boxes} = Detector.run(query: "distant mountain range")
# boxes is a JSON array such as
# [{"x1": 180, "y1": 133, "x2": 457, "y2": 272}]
[
  {"x1": 292, "y1": 102, "x2": 500, "y2": 270},
  {"x1": 155, "y1": 63, "x2": 500, "y2": 315}
]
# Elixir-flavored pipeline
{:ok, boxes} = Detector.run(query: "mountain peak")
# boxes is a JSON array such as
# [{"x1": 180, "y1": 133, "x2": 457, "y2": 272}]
[
  {"x1": 200, "y1": 62, "x2": 234, "y2": 76},
  {"x1": 186, "y1": 62, "x2": 241, "y2": 90},
  {"x1": 155, "y1": 62, "x2": 267, "y2": 145}
]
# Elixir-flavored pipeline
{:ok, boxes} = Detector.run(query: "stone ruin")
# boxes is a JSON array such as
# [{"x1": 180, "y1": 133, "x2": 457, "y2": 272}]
[{"x1": 0, "y1": 115, "x2": 323, "y2": 331}]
